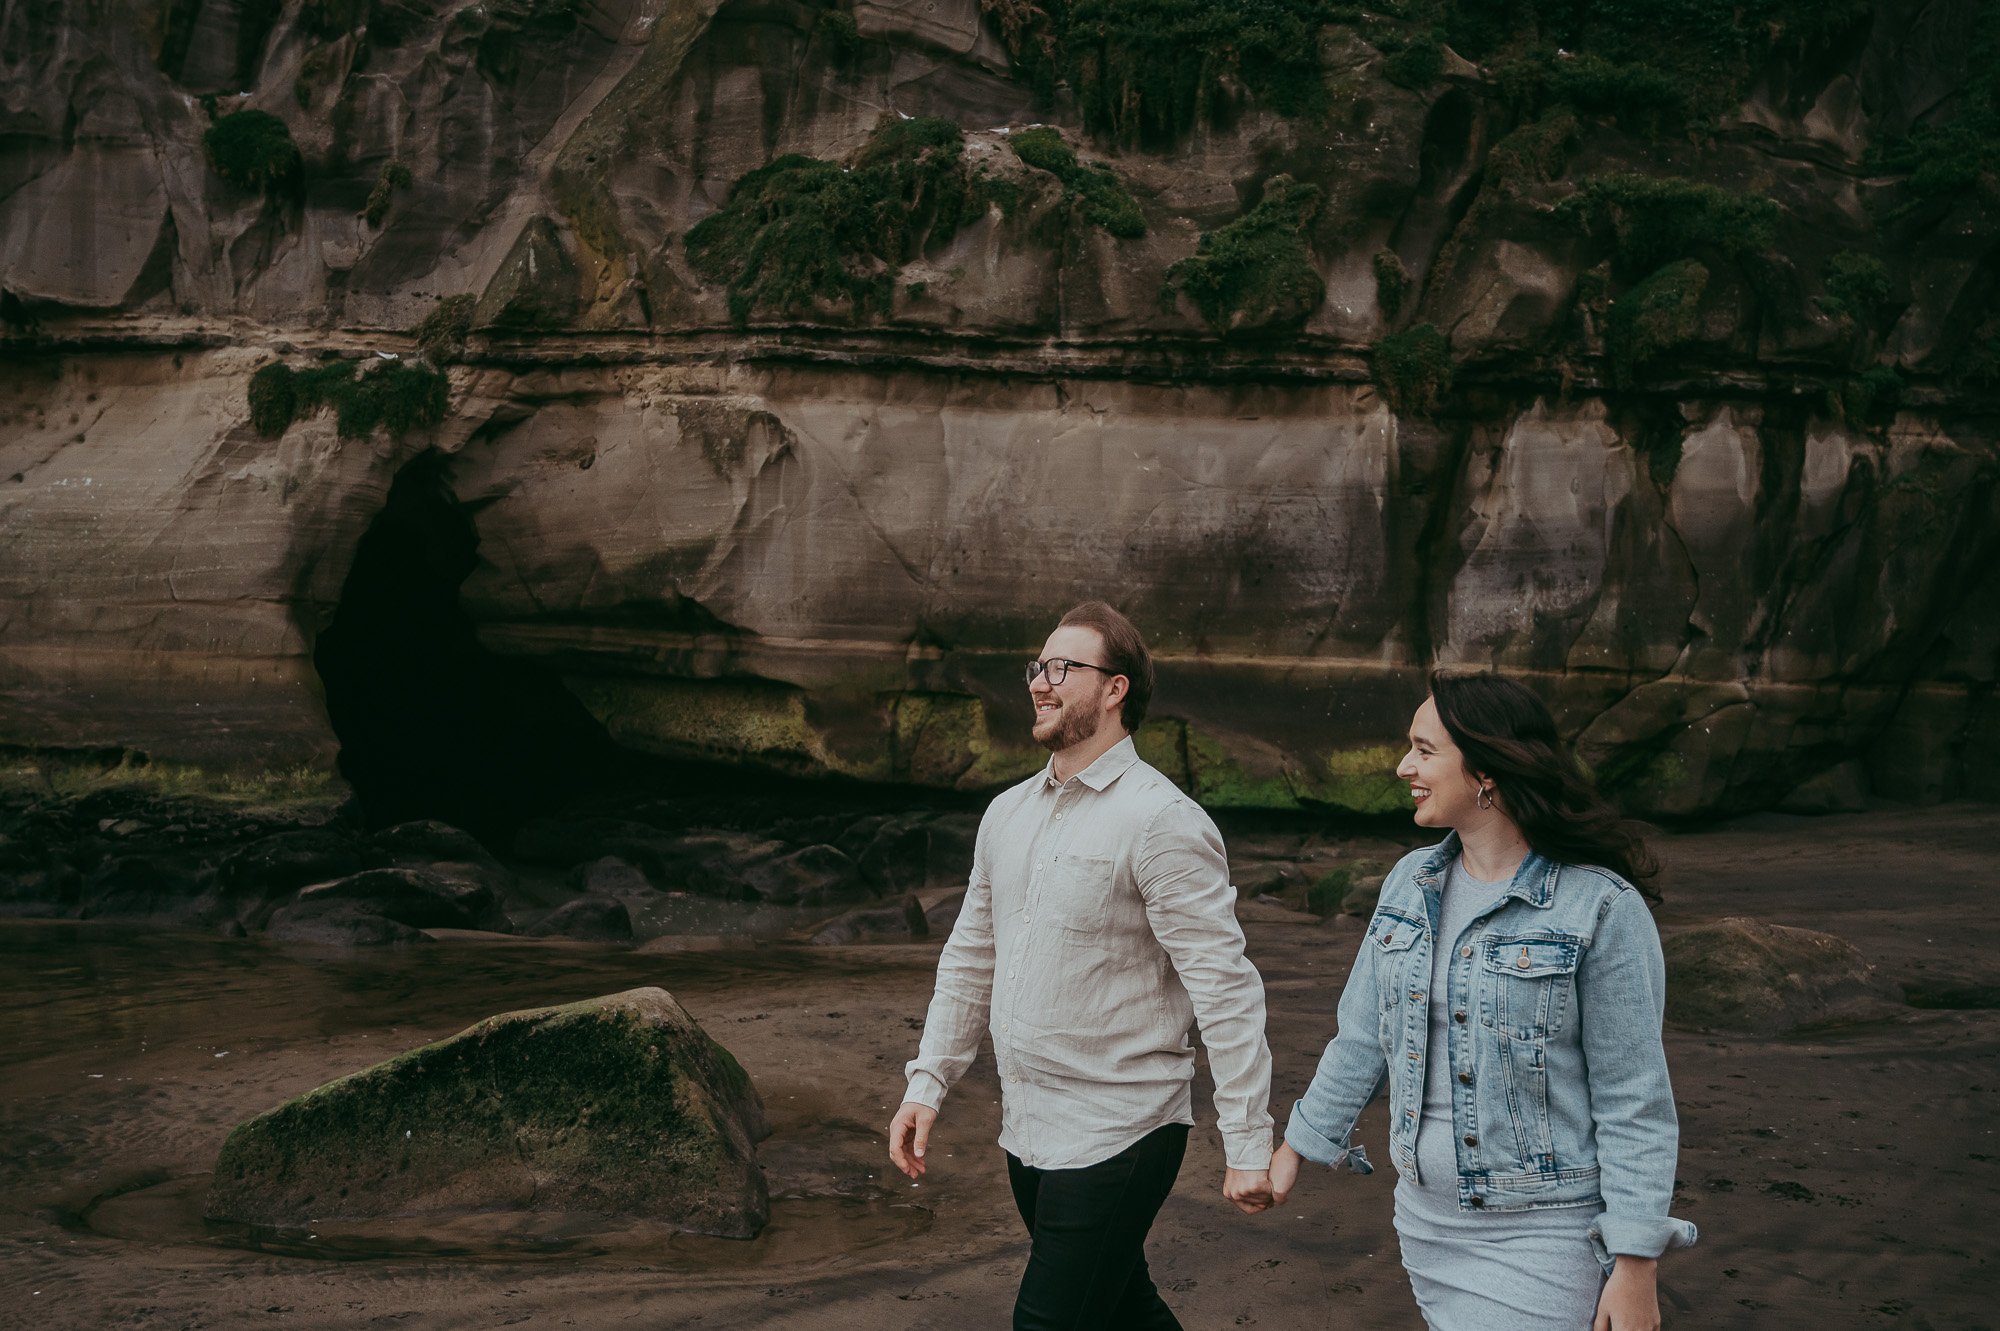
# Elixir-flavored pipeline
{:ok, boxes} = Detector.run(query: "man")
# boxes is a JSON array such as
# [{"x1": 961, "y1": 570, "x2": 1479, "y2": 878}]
[{"x1": 887, "y1": 600, "x2": 1275, "y2": 1330}]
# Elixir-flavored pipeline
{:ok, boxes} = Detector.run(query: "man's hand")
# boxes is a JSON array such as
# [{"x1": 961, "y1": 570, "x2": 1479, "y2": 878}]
[
  {"x1": 887, "y1": 1101, "x2": 937, "y2": 1180},
  {"x1": 1592, "y1": 1255, "x2": 1661, "y2": 1331},
  {"x1": 1269, "y1": 1141, "x2": 1302, "y2": 1205},
  {"x1": 1223, "y1": 1167, "x2": 1274, "y2": 1214}
]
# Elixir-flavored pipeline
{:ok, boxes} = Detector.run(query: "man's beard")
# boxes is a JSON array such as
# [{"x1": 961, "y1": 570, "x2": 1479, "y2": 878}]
[{"x1": 1036, "y1": 687, "x2": 1107, "y2": 753}]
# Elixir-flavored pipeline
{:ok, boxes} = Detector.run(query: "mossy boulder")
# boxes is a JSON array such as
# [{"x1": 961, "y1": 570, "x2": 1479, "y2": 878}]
[
  {"x1": 206, "y1": 987, "x2": 770, "y2": 1235},
  {"x1": 1663, "y1": 917, "x2": 1902, "y2": 1035}
]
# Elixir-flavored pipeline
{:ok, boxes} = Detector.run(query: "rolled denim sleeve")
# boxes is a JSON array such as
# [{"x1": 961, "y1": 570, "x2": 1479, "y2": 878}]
[
  {"x1": 903, "y1": 825, "x2": 996, "y2": 1110},
  {"x1": 1136, "y1": 801, "x2": 1275, "y2": 1171},
  {"x1": 1283, "y1": 920, "x2": 1387, "y2": 1174},
  {"x1": 1580, "y1": 888, "x2": 1698, "y2": 1261}
]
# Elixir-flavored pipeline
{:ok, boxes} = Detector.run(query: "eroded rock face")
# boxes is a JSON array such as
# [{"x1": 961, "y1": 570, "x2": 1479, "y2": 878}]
[
  {"x1": 205, "y1": 986, "x2": 770, "y2": 1235},
  {"x1": 2, "y1": 0, "x2": 1997, "y2": 816}
]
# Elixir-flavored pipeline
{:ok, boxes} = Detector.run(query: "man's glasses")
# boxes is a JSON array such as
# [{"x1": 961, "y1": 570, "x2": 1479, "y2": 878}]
[{"x1": 1025, "y1": 658, "x2": 1116, "y2": 686}]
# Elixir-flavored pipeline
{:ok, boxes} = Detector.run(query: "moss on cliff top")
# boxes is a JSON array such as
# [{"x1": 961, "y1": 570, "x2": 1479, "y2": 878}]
[
  {"x1": 1556, "y1": 173, "x2": 1779, "y2": 277},
  {"x1": 1871, "y1": 0, "x2": 2000, "y2": 209},
  {"x1": 248, "y1": 360, "x2": 448, "y2": 440},
  {"x1": 1008, "y1": 127, "x2": 1145, "y2": 238},
  {"x1": 1420, "y1": 0, "x2": 1873, "y2": 128},
  {"x1": 984, "y1": 0, "x2": 1359, "y2": 147},
  {"x1": 685, "y1": 116, "x2": 982, "y2": 323},
  {"x1": 1163, "y1": 175, "x2": 1324, "y2": 333},
  {"x1": 204, "y1": 110, "x2": 301, "y2": 194}
]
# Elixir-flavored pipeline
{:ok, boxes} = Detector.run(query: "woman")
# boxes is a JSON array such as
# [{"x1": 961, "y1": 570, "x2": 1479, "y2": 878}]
[{"x1": 1270, "y1": 671, "x2": 1695, "y2": 1331}]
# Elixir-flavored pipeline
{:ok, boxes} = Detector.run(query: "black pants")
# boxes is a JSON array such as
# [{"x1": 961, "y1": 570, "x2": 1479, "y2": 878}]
[{"x1": 1005, "y1": 1123, "x2": 1189, "y2": 1331}]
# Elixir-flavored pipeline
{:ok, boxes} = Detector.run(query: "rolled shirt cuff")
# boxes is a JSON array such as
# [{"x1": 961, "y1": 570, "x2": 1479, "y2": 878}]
[
  {"x1": 902, "y1": 1071, "x2": 947, "y2": 1112},
  {"x1": 1588, "y1": 1212, "x2": 1699, "y2": 1267},
  {"x1": 1283, "y1": 1101, "x2": 1374, "y2": 1174},
  {"x1": 1220, "y1": 1125, "x2": 1274, "y2": 1172}
]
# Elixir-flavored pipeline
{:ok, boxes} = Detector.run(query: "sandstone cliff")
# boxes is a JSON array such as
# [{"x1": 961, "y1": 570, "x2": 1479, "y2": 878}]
[{"x1": 2, "y1": 0, "x2": 1996, "y2": 816}]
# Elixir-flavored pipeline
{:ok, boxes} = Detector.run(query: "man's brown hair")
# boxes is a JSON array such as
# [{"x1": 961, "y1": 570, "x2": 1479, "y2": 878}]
[{"x1": 1057, "y1": 600, "x2": 1155, "y2": 734}]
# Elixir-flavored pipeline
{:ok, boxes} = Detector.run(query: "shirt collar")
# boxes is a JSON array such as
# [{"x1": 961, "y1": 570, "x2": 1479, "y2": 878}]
[
  {"x1": 1415, "y1": 830, "x2": 1558, "y2": 908},
  {"x1": 1043, "y1": 735, "x2": 1141, "y2": 792}
]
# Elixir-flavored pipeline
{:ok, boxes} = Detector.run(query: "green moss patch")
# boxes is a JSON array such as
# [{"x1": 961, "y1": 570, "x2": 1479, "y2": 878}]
[
  {"x1": 1607, "y1": 257, "x2": 1709, "y2": 387},
  {"x1": 413, "y1": 295, "x2": 475, "y2": 364},
  {"x1": 205, "y1": 988, "x2": 769, "y2": 1235},
  {"x1": 1433, "y1": 0, "x2": 1873, "y2": 131},
  {"x1": 247, "y1": 360, "x2": 448, "y2": 440},
  {"x1": 1555, "y1": 173, "x2": 1779, "y2": 278},
  {"x1": 204, "y1": 110, "x2": 301, "y2": 194},
  {"x1": 363, "y1": 160, "x2": 413, "y2": 226},
  {"x1": 685, "y1": 116, "x2": 983, "y2": 323},
  {"x1": 1371, "y1": 322, "x2": 1453, "y2": 415},
  {"x1": 1008, "y1": 127, "x2": 1145, "y2": 238},
  {"x1": 1372, "y1": 248, "x2": 1409, "y2": 319},
  {"x1": 1819, "y1": 251, "x2": 1890, "y2": 326},
  {"x1": 1163, "y1": 175, "x2": 1324, "y2": 332},
  {"x1": 1871, "y1": 1, "x2": 1999, "y2": 209},
  {"x1": 985, "y1": 0, "x2": 1359, "y2": 147},
  {"x1": 1832, "y1": 364, "x2": 1903, "y2": 428}
]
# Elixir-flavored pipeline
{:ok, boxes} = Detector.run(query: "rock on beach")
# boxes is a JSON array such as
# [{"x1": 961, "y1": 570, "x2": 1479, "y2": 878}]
[{"x1": 205, "y1": 987, "x2": 770, "y2": 1236}]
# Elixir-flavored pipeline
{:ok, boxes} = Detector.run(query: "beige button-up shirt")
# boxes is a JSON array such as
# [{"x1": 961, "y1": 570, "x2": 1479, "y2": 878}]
[{"x1": 904, "y1": 737, "x2": 1275, "y2": 1171}]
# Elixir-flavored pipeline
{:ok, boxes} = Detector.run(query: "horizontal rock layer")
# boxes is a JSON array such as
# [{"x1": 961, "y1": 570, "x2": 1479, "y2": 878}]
[{"x1": 2, "y1": 347, "x2": 1995, "y2": 815}]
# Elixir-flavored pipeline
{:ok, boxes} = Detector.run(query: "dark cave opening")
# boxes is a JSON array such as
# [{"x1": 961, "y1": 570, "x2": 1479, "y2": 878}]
[{"x1": 312, "y1": 452, "x2": 617, "y2": 843}]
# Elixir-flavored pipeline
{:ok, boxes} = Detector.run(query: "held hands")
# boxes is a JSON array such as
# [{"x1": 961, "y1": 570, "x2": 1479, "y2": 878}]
[
  {"x1": 1592, "y1": 1255, "x2": 1661, "y2": 1331},
  {"x1": 1223, "y1": 1167, "x2": 1274, "y2": 1214},
  {"x1": 1268, "y1": 1141, "x2": 1302, "y2": 1205},
  {"x1": 887, "y1": 1101, "x2": 937, "y2": 1179}
]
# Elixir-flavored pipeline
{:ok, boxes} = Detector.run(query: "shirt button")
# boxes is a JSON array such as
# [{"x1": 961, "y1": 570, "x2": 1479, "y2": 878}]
[
  {"x1": 1454, "y1": 1011, "x2": 1467, "y2": 1023},
  {"x1": 1460, "y1": 946, "x2": 1473, "y2": 958},
  {"x1": 1054, "y1": 813, "x2": 1063, "y2": 820}
]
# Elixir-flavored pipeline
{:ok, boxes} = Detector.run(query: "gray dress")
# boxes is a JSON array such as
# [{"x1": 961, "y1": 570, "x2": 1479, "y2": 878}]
[{"x1": 1392, "y1": 859, "x2": 1607, "y2": 1331}]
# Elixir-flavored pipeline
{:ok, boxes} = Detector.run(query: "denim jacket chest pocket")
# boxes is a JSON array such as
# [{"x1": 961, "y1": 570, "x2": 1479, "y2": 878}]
[
  {"x1": 1479, "y1": 933, "x2": 1582, "y2": 1040},
  {"x1": 1371, "y1": 911, "x2": 1424, "y2": 1013}
]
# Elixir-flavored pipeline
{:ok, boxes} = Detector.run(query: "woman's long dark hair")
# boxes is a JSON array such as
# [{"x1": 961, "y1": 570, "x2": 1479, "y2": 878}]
[{"x1": 1428, "y1": 670, "x2": 1660, "y2": 898}]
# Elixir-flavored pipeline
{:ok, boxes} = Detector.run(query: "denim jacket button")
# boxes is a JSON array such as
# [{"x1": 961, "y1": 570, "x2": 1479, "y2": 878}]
[
  {"x1": 1453, "y1": 1011, "x2": 1467, "y2": 1023},
  {"x1": 1459, "y1": 946, "x2": 1472, "y2": 958},
  {"x1": 1457, "y1": 1072, "x2": 1472, "y2": 1085},
  {"x1": 1468, "y1": 1195, "x2": 1484, "y2": 1207},
  {"x1": 1463, "y1": 1134, "x2": 1477, "y2": 1147}
]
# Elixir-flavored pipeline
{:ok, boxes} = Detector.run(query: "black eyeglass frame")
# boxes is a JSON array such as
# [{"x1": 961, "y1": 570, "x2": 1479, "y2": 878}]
[{"x1": 1025, "y1": 658, "x2": 1120, "y2": 686}]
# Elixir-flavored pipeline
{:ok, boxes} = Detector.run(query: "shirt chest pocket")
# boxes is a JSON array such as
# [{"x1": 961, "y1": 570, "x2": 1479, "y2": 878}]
[
  {"x1": 1479, "y1": 934, "x2": 1582, "y2": 1039},
  {"x1": 1042, "y1": 854, "x2": 1117, "y2": 935}
]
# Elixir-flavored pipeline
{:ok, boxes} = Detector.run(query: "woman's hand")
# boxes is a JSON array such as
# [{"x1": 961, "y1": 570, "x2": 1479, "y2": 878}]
[
  {"x1": 1593, "y1": 1255, "x2": 1660, "y2": 1331},
  {"x1": 1268, "y1": 1141, "x2": 1303, "y2": 1205}
]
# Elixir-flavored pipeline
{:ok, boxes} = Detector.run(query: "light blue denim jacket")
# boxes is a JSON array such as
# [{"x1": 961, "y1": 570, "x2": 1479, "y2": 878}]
[{"x1": 1284, "y1": 834, "x2": 1697, "y2": 1266}]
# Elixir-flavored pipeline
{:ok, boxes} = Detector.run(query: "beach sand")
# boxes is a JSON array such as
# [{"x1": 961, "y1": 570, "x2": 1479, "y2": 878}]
[{"x1": 2, "y1": 804, "x2": 1995, "y2": 1330}]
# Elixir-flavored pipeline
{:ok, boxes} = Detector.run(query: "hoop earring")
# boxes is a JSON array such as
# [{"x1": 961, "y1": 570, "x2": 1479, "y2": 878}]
[{"x1": 1476, "y1": 786, "x2": 1494, "y2": 810}]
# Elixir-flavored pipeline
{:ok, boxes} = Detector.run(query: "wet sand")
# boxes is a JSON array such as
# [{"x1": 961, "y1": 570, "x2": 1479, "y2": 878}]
[{"x1": 2, "y1": 804, "x2": 1996, "y2": 1330}]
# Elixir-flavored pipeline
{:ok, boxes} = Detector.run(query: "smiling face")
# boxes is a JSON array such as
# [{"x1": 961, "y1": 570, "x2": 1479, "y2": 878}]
[
  {"x1": 1396, "y1": 695, "x2": 1488, "y2": 830},
  {"x1": 1029, "y1": 624, "x2": 1122, "y2": 753}
]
